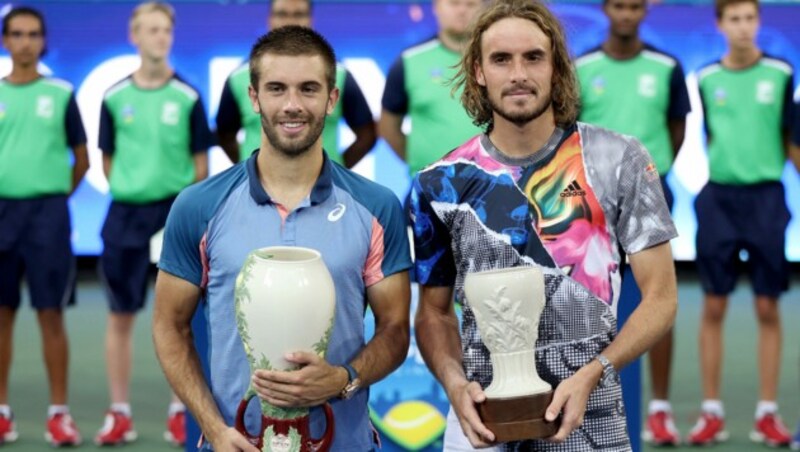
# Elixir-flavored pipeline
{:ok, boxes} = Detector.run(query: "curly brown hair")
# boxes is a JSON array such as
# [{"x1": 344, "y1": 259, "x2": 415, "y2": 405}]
[{"x1": 453, "y1": 0, "x2": 579, "y2": 130}]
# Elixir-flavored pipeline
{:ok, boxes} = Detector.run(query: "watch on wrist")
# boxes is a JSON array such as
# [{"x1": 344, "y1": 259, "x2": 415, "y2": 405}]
[
  {"x1": 339, "y1": 363, "x2": 361, "y2": 400},
  {"x1": 595, "y1": 354, "x2": 618, "y2": 387}
]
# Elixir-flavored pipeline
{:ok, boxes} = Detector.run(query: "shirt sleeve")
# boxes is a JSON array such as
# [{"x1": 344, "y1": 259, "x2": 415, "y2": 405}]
[
  {"x1": 98, "y1": 100, "x2": 115, "y2": 155},
  {"x1": 189, "y1": 98, "x2": 215, "y2": 153},
  {"x1": 64, "y1": 93, "x2": 87, "y2": 148},
  {"x1": 381, "y1": 56, "x2": 408, "y2": 115},
  {"x1": 363, "y1": 187, "x2": 413, "y2": 286},
  {"x1": 781, "y1": 70, "x2": 795, "y2": 132},
  {"x1": 158, "y1": 187, "x2": 206, "y2": 287},
  {"x1": 411, "y1": 175, "x2": 456, "y2": 286},
  {"x1": 667, "y1": 62, "x2": 691, "y2": 120},
  {"x1": 341, "y1": 70, "x2": 374, "y2": 130},
  {"x1": 793, "y1": 97, "x2": 800, "y2": 147},
  {"x1": 615, "y1": 138, "x2": 678, "y2": 255},
  {"x1": 216, "y1": 77, "x2": 242, "y2": 134}
]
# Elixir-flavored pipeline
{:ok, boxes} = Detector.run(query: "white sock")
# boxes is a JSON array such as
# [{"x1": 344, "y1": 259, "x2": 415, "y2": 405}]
[
  {"x1": 110, "y1": 403, "x2": 132, "y2": 416},
  {"x1": 47, "y1": 405, "x2": 69, "y2": 417},
  {"x1": 168, "y1": 402, "x2": 185, "y2": 416},
  {"x1": 755, "y1": 401, "x2": 778, "y2": 420},
  {"x1": 0, "y1": 405, "x2": 10, "y2": 417},
  {"x1": 649, "y1": 399, "x2": 672, "y2": 414},
  {"x1": 702, "y1": 399, "x2": 725, "y2": 417}
]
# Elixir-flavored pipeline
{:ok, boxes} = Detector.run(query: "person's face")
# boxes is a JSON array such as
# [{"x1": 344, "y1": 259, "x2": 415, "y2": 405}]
[
  {"x1": 603, "y1": 0, "x2": 646, "y2": 40},
  {"x1": 717, "y1": 1, "x2": 759, "y2": 51},
  {"x1": 130, "y1": 10, "x2": 173, "y2": 62},
  {"x1": 249, "y1": 53, "x2": 338, "y2": 157},
  {"x1": 2, "y1": 15, "x2": 45, "y2": 67},
  {"x1": 433, "y1": 0, "x2": 482, "y2": 39},
  {"x1": 475, "y1": 17, "x2": 554, "y2": 128},
  {"x1": 269, "y1": 0, "x2": 312, "y2": 29}
]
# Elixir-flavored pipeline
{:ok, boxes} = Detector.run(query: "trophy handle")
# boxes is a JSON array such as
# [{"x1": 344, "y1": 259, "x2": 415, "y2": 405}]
[
  {"x1": 307, "y1": 403, "x2": 335, "y2": 452},
  {"x1": 234, "y1": 389, "x2": 264, "y2": 447}
]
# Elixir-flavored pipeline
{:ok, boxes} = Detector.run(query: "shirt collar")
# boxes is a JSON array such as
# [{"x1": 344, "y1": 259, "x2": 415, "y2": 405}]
[{"x1": 246, "y1": 151, "x2": 334, "y2": 206}]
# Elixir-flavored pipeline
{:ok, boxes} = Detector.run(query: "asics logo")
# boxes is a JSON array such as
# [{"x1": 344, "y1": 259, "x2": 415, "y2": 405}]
[{"x1": 328, "y1": 203, "x2": 346, "y2": 222}]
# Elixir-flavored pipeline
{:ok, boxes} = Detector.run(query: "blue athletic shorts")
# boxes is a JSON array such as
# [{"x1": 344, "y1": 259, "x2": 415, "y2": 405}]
[
  {"x1": 694, "y1": 182, "x2": 791, "y2": 297},
  {"x1": 0, "y1": 196, "x2": 76, "y2": 310},
  {"x1": 99, "y1": 197, "x2": 175, "y2": 313}
]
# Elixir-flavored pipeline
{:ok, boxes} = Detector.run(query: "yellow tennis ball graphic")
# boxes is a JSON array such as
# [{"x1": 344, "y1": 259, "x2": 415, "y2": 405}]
[{"x1": 381, "y1": 401, "x2": 445, "y2": 450}]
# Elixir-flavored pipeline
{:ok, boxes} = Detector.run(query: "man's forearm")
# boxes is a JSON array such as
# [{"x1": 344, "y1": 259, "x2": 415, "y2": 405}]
[
  {"x1": 378, "y1": 112, "x2": 406, "y2": 161},
  {"x1": 350, "y1": 319, "x2": 409, "y2": 387},
  {"x1": 217, "y1": 131, "x2": 240, "y2": 164},
  {"x1": 153, "y1": 321, "x2": 228, "y2": 441},
  {"x1": 598, "y1": 292, "x2": 677, "y2": 371},
  {"x1": 342, "y1": 123, "x2": 377, "y2": 169},
  {"x1": 415, "y1": 304, "x2": 467, "y2": 395}
]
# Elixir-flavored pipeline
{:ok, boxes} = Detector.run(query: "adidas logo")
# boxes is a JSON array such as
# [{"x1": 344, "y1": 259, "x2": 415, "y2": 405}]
[{"x1": 560, "y1": 180, "x2": 586, "y2": 198}]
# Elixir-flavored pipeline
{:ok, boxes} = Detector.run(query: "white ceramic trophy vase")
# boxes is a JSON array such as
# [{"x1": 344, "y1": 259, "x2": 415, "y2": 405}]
[
  {"x1": 234, "y1": 246, "x2": 336, "y2": 451},
  {"x1": 464, "y1": 266, "x2": 559, "y2": 440}
]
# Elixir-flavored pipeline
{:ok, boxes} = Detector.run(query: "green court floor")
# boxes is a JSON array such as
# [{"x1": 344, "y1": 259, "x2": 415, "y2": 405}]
[
  {"x1": 4, "y1": 268, "x2": 799, "y2": 451},
  {"x1": 641, "y1": 272, "x2": 800, "y2": 451}
]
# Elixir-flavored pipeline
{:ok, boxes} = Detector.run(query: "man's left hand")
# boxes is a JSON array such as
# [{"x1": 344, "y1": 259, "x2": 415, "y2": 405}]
[
  {"x1": 544, "y1": 360, "x2": 603, "y2": 442},
  {"x1": 251, "y1": 351, "x2": 347, "y2": 408}
]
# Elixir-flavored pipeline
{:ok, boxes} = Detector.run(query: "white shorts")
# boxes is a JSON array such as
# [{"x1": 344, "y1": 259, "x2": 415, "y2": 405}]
[{"x1": 443, "y1": 406, "x2": 501, "y2": 452}]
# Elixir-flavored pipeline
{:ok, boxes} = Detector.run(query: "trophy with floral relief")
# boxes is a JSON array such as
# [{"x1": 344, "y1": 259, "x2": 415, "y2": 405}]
[
  {"x1": 233, "y1": 246, "x2": 336, "y2": 451},
  {"x1": 464, "y1": 265, "x2": 560, "y2": 440}
]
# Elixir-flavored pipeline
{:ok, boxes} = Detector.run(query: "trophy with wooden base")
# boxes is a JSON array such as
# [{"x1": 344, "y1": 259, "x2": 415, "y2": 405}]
[{"x1": 464, "y1": 266, "x2": 559, "y2": 441}]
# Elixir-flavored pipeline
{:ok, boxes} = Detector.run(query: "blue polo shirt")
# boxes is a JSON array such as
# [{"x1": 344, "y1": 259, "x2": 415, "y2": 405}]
[{"x1": 159, "y1": 153, "x2": 411, "y2": 451}]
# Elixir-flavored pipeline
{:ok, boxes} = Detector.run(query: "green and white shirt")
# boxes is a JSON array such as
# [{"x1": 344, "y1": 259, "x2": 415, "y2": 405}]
[
  {"x1": 381, "y1": 38, "x2": 483, "y2": 177},
  {"x1": 0, "y1": 77, "x2": 86, "y2": 198},
  {"x1": 697, "y1": 55, "x2": 794, "y2": 185},
  {"x1": 100, "y1": 74, "x2": 213, "y2": 203},
  {"x1": 216, "y1": 63, "x2": 373, "y2": 163},
  {"x1": 576, "y1": 45, "x2": 690, "y2": 175}
]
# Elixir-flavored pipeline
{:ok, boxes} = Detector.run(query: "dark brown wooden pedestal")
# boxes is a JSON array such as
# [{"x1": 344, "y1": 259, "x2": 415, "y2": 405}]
[{"x1": 477, "y1": 390, "x2": 559, "y2": 441}]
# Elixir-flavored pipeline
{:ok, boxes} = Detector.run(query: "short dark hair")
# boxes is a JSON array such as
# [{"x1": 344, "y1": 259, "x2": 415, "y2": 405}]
[
  {"x1": 602, "y1": 0, "x2": 647, "y2": 7},
  {"x1": 249, "y1": 25, "x2": 336, "y2": 91},
  {"x1": 3, "y1": 6, "x2": 46, "y2": 37},
  {"x1": 270, "y1": 0, "x2": 313, "y2": 14},
  {"x1": 715, "y1": 0, "x2": 759, "y2": 18}
]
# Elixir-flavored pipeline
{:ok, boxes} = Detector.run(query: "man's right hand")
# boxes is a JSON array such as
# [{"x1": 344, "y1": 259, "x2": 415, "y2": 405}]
[
  {"x1": 208, "y1": 427, "x2": 260, "y2": 452},
  {"x1": 450, "y1": 380, "x2": 497, "y2": 448}
]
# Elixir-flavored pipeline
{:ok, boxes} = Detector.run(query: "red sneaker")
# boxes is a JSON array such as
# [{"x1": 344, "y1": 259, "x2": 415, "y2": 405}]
[
  {"x1": 642, "y1": 410, "x2": 680, "y2": 446},
  {"x1": 0, "y1": 411, "x2": 19, "y2": 444},
  {"x1": 751, "y1": 413, "x2": 792, "y2": 447},
  {"x1": 688, "y1": 412, "x2": 729, "y2": 446},
  {"x1": 45, "y1": 412, "x2": 82, "y2": 447},
  {"x1": 164, "y1": 409, "x2": 186, "y2": 447},
  {"x1": 94, "y1": 410, "x2": 137, "y2": 446}
]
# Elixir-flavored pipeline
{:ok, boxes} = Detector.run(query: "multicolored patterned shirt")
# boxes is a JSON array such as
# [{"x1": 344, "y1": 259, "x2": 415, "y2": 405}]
[{"x1": 411, "y1": 123, "x2": 677, "y2": 450}]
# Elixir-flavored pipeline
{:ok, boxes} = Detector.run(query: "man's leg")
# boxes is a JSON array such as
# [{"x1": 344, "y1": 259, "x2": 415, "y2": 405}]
[
  {"x1": 36, "y1": 309, "x2": 68, "y2": 405},
  {"x1": 96, "y1": 242, "x2": 148, "y2": 446},
  {"x1": 700, "y1": 294, "x2": 727, "y2": 401},
  {"x1": 748, "y1": 295, "x2": 792, "y2": 446},
  {"x1": 745, "y1": 182, "x2": 792, "y2": 446},
  {"x1": 643, "y1": 328, "x2": 680, "y2": 445},
  {"x1": 0, "y1": 249, "x2": 22, "y2": 406},
  {"x1": 0, "y1": 307, "x2": 18, "y2": 443},
  {"x1": 105, "y1": 312, "x2": 136, "y2": 405},
  {"x1": 0, "y1": 307, "x2": 16, "y2": 405},
  {"x1": 754, "y1": 295, "x2": 780, "y2": 402},
  {"x1": 648, "y1": 330, "x2": 674, "y2": 402}
]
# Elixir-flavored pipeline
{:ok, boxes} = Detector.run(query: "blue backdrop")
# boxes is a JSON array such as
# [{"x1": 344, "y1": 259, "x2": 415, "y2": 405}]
[{"x1": 4, "y1": 1, "x2": 798, "y2": 261}]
